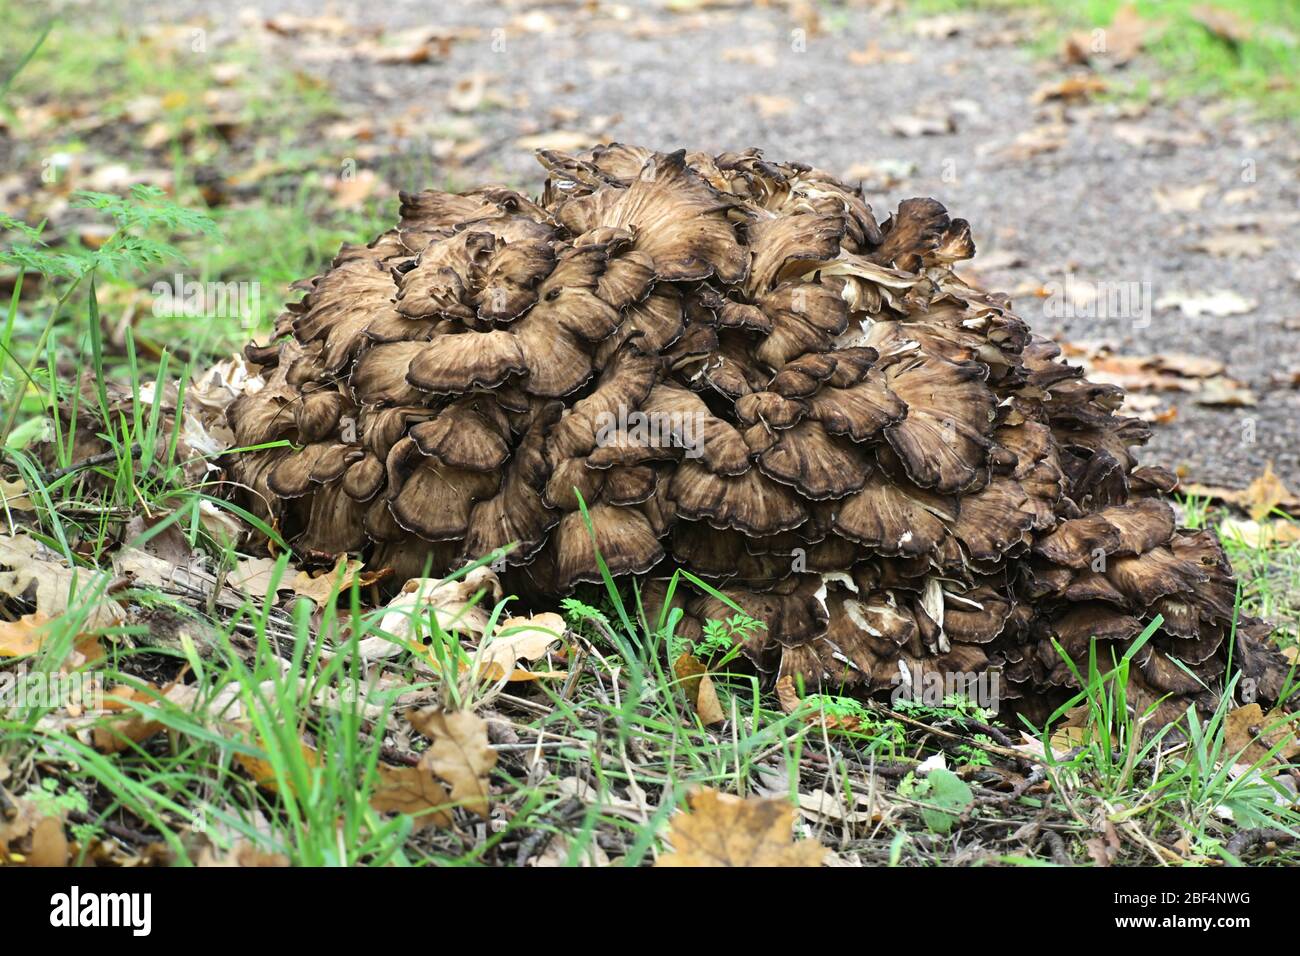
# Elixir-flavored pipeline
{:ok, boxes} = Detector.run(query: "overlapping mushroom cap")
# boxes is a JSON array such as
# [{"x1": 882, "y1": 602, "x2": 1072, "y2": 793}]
[{"x1": 227, "y1": 145, "x2": 1286, "y2": 725}]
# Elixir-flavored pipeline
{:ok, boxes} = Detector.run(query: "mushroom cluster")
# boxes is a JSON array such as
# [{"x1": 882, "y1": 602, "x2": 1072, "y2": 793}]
[{"x1": 227, "y1": 145, "x2": 1286, "y2": 724}]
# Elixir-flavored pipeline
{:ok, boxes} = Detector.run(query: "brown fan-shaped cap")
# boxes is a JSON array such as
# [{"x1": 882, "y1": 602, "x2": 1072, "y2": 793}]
[
  {"x1": 462, "y1": 402, "x2": 562, "y2": 565},
  {"x1": 949, "y1": 476, "x2": 1034, "y2": 564},
  {"x1": 409, "y1": 402, "x2": 510, "y2": 472},
  {"x1": 295, "y1": 484, "x2": 368, "y2": 555},
  {"x1": 641, "y1": 385, "x2": 750, "y2": 475},
  {"x1": 670, "y1": 460, "x2": 807, "y2": 535},
  {"x1": 869, "y1": 197, "x2": 952, "y2": 272},
  {"x1": 295, "y1": 389, "x2": 348, "y2": 444},
  {"x1": 406, "y1": 331, "x2": 528, "y2": 393},
  {"x1": 757, "y1": 420, "x2": 872, "y2": 500},
  {"x1": 476, "y1": 238, "x2": 556, "y2": 321},
  {"x1": 351, "y1": 342, "x2": 428, "y2": 406},
  {"x1": 668, "y1": 522, "x2": 795, "y2": 583},
  {"x1": 745, "y1": 212, "x2": 845, "y2": 294},
  {"x1": 291, "y1": 233, "x2": 411, "y2": 373},
  {"x1": 753, "y1": 280, "x2": 850, "y2": 370},
  {"x1": 387, "y1": 439, "x2": 502, "y2": 542},
  {"x1": 831, "y1": 470, "x2": 956, "y2": 557},
  {"x1": 394, "y1": 230, "x2": 496, "y2": 321},
  {"x1": 943, "y1": 586, "x2": 1012, "y2": 644},
  {"x1": 883, "y1": 354, "x2": 995, "y2": 493},
  {"x1": 556, "y1": 150, "x2": 749, "y2": 284},
  {"x1": 805, "y1": 372, "x2": 907, "y2": 442},
  {"x1": 547, "y1": 504, "x2": 665, "y2": 591},
  {"x1": 268, "y1": 442, "x2": 362, "y2": 499},
  {"x1": 594, "y1": 287, "x2": 685, "y2": 366},
  {"x1": 341, "y1": 453, "x2": 385, "y2": 502}
]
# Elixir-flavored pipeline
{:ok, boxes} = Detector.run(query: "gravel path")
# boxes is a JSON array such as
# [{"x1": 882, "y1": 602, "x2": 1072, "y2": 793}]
[{"x1": 137, "y1": 0, "x2": 1300, "y2": 489}]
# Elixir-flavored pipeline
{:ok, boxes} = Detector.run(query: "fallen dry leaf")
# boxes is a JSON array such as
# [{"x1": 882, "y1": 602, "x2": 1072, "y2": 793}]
[
  {"x1": 1184, "y1": 467, "x2": 1300, "y2": 518},
  {"x1": 227, "y1": 557, "x2": 280, "y2": 598},
  {"x1": 848, "y1": 41, "x2": 915, "y2": 66},
  {"x1": 1032, "y1": 75, "x2": 1107, "y2": 104},
  {"x1": 92, "y1": 683, "x2": 173, "y2": 754},
  {"x1": 1218, "y1": 518, "x2": 1300, "y2": 549},
  {"x1": 751, "y1": 94, "x2": 795, "y2": 119},
  {"x1": 375, "y1": 567, "x2": 503, "y2": 646},
  {"x1": 880, "y1": 110, "x2": 955, "y2": 138},
  {"x1": 195, "y1": 839, "x2": 291, "y2": 867},
  {"x1": 656, "y1": 788, "x2": 826, "y2": 867},
  {"x1": 1222, "y1": 704, "x2": 1300, "y2": 766},
  {"x1": 233, "y1": 731, "x2": 321, "y2": 792},
  {"x1": 0, "y1": 611, "x2": 102, "y2": 665},
  {"x1": 1062, "y1": 4, "x2": 1160, "y2": 66},
  {"x1": 1191, "y1": 231, "x2": 1277, "y2": 259},
  {"x1": 673, "y1": 653, "x2": 725, "y2": 726},
  {"x1": 1190, "y1": 5, "x2": 1252, "y2": 44},
  {"x1": 478, "y1": 611, "x2": 567, "y2": 681},
  {"x1": 289, "y1": 555, "x2": 375, "y2": 604},
  {"x1": 447, "y1": 72, "x2": 497, "y2": 113},
  {"x1": 1155, "y1": 288, "x2": 1256, "y2": 318},
  {"x1": 721, "y1": 45, "x2": 778, "y2": 68},
  {"x1": 0, "y1": 476, "x2": 34, "y2": 511},
  {"x1": 1193, "y1": 376, "x2": 1257, "y2": 407},
  {"x1": 911, "y1": 14, "x2": 977, "y2": 39},
  {"x1": 515, "y1": 130, "x2": 601, "y2": 153},
  {"x1": 369, "y1": 763, "x2": 453, "y2": 829},
  {"x1": 0, "y1": 533, "x2": 122, "y2": 629},
  {"x1": 408, "y1": 708, "x2": 497, "y2": 818},
  {"x1": 1243, "y1": 463, "x2": 1292, "y2": 521},
  {"x1": 330, "y1": 169, "x2": 378, "y2": 208},
  {"x1": 1153, "y1": 182, "x2": 1213, "y2": 214},
  {"x1": 0, "y1": 793, "x2": 69, "y2": 866},
  {"x1": 0, "y1": 612, "x2": 51, "y2": 658},
  {"x1": 997, "y1": 124, "x2": 1067, "y2": 160}
]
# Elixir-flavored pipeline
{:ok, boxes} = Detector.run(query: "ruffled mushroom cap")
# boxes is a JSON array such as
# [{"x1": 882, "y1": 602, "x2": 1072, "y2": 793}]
[{"x1": 226, "y1": 143, "x2": 1284, "y2": 726}]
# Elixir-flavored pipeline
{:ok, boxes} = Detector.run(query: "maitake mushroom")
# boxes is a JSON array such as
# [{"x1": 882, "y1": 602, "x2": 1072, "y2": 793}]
[{"x1": 227, "y1": 145, "x2": 1287, "y2": 726}]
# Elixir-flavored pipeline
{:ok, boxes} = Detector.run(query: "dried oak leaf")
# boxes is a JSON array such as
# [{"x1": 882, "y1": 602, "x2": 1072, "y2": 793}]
[
  {"x1": 0, "y1": 533, "x2": 122, "y2": 629},
  {"x1": 656, "y1": 788, "x2": 827, "y2": 867},
  {"x1": 1222, "y1": 704, "x2": 1300, "y2": 767},
  {"x1": 369, "y1": 764, "x2": 454, "y2": 829},
  {"x1": 408, "y1": 708, "x2": 498, "y2": 817}
]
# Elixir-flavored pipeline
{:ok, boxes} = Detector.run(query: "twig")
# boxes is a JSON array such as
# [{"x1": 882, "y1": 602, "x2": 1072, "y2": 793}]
[
  {"x1": 1039, "y1": 828, "x2": 1072, "y2": 866},
  {"x1": 42, "y1": 443, "x2": 142, "y2": 483}
]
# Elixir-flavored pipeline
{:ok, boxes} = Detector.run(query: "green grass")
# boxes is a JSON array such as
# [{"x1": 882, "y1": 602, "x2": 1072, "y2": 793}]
[
  {"x1": 0, "y1": 363, "x2": 1294, "y2": 865},
  {"x1": 908, "y1": 0, "x2": 1300, "y2": 118},
  {"x1": 0, "y1": 3, "x2": 393, "y2": 370}
]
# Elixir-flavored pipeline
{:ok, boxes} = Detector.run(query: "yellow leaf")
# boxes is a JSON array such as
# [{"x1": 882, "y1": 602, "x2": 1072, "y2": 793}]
[
  {"x1": 0, "y1": 612, "x2": 49, "y2": 657},
  {"x1": 657, "y1": 788, "x2": 826, "y2": 867},
  {"x1": 1218, "y1": 518, "x2": 1300, "y2": 549},
  {"x1": 1245, "y1": 462, "x2": 1292, "y2": 522},
  {"x1": 233, "y1": 730, "x2": 320, "y2": 793},
  {"x1": 673, "y1": 653, "x2": 724, "y2": 726},
  {"x1": 288, "y1": 555, "x2": 376, "y2": 604},
  {"x1": 477, "y1": 611, "x2": 566, "y2": 681}
]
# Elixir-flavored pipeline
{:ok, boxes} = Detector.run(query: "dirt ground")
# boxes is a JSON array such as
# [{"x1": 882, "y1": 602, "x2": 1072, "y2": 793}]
[{"x1": 134, "y1": 0, "x2": 1300, "y2": 488}]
